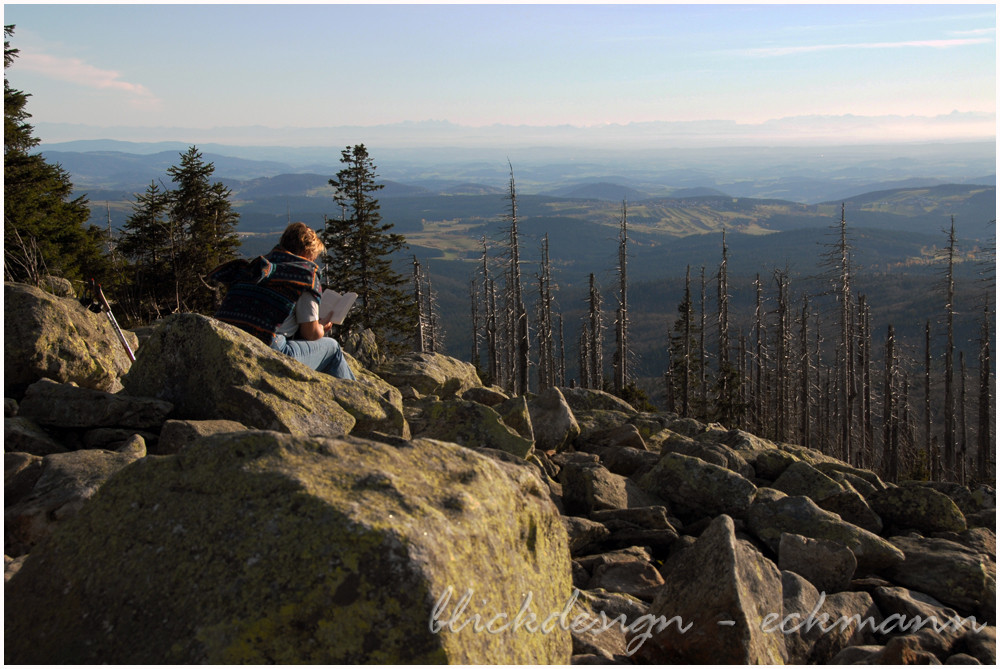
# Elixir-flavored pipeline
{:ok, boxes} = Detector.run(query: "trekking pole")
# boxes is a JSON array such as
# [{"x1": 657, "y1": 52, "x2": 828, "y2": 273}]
[{"x1": 81, "y1": 278, "x2": 136, "y2": 362}]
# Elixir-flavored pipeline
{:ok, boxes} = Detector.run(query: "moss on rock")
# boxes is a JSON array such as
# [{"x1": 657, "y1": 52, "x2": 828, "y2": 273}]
[
  {"x1": 4, "y1": 432, "x2": 573, "y2": 663},
  {"x1": 121, "y1": 314, "x2": 365, "y2": 437}
]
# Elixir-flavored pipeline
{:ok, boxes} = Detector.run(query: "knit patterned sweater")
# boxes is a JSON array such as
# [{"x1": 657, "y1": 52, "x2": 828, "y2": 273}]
[{"x1": 209, "y1": 249, "x2": 322, "y2": 346}]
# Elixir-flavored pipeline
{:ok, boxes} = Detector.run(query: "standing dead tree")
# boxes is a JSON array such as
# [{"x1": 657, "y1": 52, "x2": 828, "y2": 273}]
[
  {"x1": 587, "y1": 273, "x2": 604, "y2": 389},
  {"x1": 505, "y1": 162, "x2": 530, "y2": 395},
  {"x1": 536, "y1": 234, "x2": 557, "y2": 391},
  {"x1": 412, "y1": 256, "x2": 427, "y2": 353},
  {"x1": 613, "y1": 200, "x2": 631, "y2": 396},
  {"x1": 941, "y1": 216, "x2": 957, "y2": 480}
]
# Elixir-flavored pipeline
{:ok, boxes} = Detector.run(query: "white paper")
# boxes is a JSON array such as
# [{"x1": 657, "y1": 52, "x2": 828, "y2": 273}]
[{"x1": 319, "y1": 289, "x2": 358, "y2": 325}]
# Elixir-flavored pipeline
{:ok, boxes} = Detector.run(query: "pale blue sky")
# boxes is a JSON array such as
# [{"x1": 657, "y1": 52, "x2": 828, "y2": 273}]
[{"x1": 2, "y1": 3, "x2": 996, "y2": 142}]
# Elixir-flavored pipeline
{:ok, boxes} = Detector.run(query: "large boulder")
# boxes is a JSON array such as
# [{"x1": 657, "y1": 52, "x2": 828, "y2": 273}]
[
  {"x1": 376, "y1": 351, "x2": 482, "y2": 398},
  {"x1": 18, "y1": 377, "x2": 173, "y2": 429},
  {"x1": 747, "y1": 494, "x2": 905, "y2": 574},
  {"x1": 778, "y1": 532, "x2": 857, "y2": 594},
  {"x1": 638, "y1": 452, "x2": 757, "y2": 522},
  {"x1": 780, "y1": 570, "x2": 882, "y2": 664},
  {"x1": 414, "y1": 400, "x2": 534, "y2": 458},
  {"x1": 868, "y1": 483, "x2": 968, "y2": 534},
  {"x1": 528, "y1": 387, "x2": 581, "y2": 452},
  {"x1": 4, "y1": 417, "x2": 67, "y2": 456},
  {"x1": 121, "y1": 314, "x2": 408, "y2": 438},
  {"x1": 559, "y1": 387, "x2": 637, "y2": 414},
  {"x1": 636, "y1": 515, "x2": 788, "y2": 664},
  {"x1": 4, "y1": 282, "x2": 138, "y2": 397},
  {"x1": 5, "y1": 447, "x2": 144, "y2": 557},
  {"x1": 5, "y1": 431, "x2": 573, "y2": 663},
  {"x1": 883, "y1": 535, "x2": 996, "y2": 620}
]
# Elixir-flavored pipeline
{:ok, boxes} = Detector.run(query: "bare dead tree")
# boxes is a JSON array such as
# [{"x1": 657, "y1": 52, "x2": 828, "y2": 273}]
[
  {"x1": 579, "y1": 322, "x2": 592, "y2": 389},
  {"x1": 773, "y1": 269, "x2": 789, "y2": 441},
  {"x1": 717, "y1": 230, "x2": 735, "y2": 425},
  {"x1": 977, "y1": 302, "x2": 994, "y2": 481},
  {"x1": 884, "y1": 324, "x2": 899, "y2": 481},
  {"x1": 925, "y1": 320, "x2": 937, "y2": 480},
  {"x1": 613, "y1": 200, "x2": 631, "y2": 396},
  {"x1": 959, "y1": 350, "x2": 968, "y2": 484},
  {"x1": 506, "y1": 162, "x2": 530, "y2": 395},
  {"x1": 412, "y1": 256, "x2": 427, "y2": 353},
  {"x1": 859, "y1": 294, "x2": 873, "y2": 469},
  {"x1": 557, "y1": 313, "x2": 567, "y2": 387},
  {"x1": 536, "y1": 234, "x2": 556, "y2": 391},
  {"x1": 799, "y1": 296, "x2": 811, "y2": 449},
  {"x1": 699, "y1": 266, "x2": 709, "y2": 420},
  {"x1": 941, "y1": 216, "x2": 957, "y2": 480},
  {"x1": 469, "y1": 275, "x2": 481, "y2": 371},
  {"x1": 588, "y1": 272, "x2": 604, "y2": 389}
]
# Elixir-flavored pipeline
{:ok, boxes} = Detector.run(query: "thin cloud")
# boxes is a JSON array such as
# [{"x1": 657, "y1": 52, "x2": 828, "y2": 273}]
[
  {"x1": 749, "y1": 37, "x2": 992, "y2": 57},
  {"x1": 17, "y1": 51, "x2": 161, "y2": 108}
]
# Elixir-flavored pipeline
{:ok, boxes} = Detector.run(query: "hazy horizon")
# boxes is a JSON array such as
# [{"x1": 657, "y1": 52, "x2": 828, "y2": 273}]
[{"x1": 6, "y1": 4, "x2": 995, "y2": 148}]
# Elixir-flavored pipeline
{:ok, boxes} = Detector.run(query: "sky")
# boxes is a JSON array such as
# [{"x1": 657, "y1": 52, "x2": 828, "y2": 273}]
[{"x1": 2, "y1": 2, "x2": 996, "y2": 145}]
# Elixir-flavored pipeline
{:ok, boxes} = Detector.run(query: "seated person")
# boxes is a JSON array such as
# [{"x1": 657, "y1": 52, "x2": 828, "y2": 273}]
[{"x1": 209, "y1": 222, "x2": 356, "y2": 380}]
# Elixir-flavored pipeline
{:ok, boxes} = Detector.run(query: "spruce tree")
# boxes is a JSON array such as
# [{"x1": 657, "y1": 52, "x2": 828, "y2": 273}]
[
  {"x1": 322, "y1": 144, "x2": 415, "y2": 354},
  {"x1": 4, "y1": 25, "x2": 106, "y2": 284},
  {"x1": 167, "y1": 146, "x2": 240, "y2": 312}
]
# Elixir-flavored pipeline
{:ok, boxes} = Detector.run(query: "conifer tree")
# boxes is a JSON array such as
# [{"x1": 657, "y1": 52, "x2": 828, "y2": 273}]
[
  {"x1": 322, "y1": 144, "x2": 415, "y2": 354},
  {"x1": 4, "y1": 25, "x2": 106, "y2": 284},
  {"x1": 166, "y1": 146, "x2": 240, "y2": 312}
]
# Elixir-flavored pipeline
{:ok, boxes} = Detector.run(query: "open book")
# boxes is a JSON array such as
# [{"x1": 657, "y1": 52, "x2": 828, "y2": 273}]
[{"x1": 319, "y1": 289, "x2": 358, "y2": 325}]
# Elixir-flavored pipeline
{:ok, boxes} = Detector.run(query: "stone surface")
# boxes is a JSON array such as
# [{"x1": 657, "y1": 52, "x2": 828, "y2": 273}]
[
  {"x1": 588, "y1": 559, "x2": 666, "y2": 602},
  {"x1": 563, "y1": 516, "x2": 612, "y2": 555},
  {"x1": 528, "y1": 387, "x2": 581, "y2": 453},
  {"x1": 638, "y1": 452, "x2": 757, "y2": 522},
  {"x1": 780, "y1": 570, "x2": 882, "y2": 664},
  {"x1": 4, "y1": 282, "x2": 138, "y2": 397},
  {"x1": 460, "y1": 385, "x2": 509, "y2": 408},
  {"x1": 496, "y1": 395, "x2": 535, "y2": 441},
  {"x1": 884, "y1": 535, "x2": 996, "y2": 618},
  {"x1": 869, "y1": 483, "x2": 968, "y2": 534},
  {"x1": 155, "y1": 419, "x2": 250, "y2": 455},
  {"x1": 560, "y1": 387, "x2": 638, "y2": 414},
  {"x1": 779, "y1": 532, "x2": 857, "y2": 594},
  {"x1": 376, "y1": 351, "x2": 482, "y2": 399},
  {"x1": 4, "y1": 416, "x2": 67, "y2": 456},
  {"x1": 771, "y1": 460, "x2": 845, "y2": 501},
  {"x1": 121, "y1": 314, "x2": 359, "y2": 437},
  {"x1": 638, "y1": 515, "x2": 788, "y2": 664},
  {"x1": 560, "y1": 461, "x2": 629, "y2": 515},
  {"x1": 816, "y1": 487, "x2": 884, "y2": 535},
  {"x1": 19, "y1": 378, "x2": 173, "y2": 429},
  {"x1": 416, "y1": 399, "x2": 534, "y2": 458},
  {"x1": 747, "y1": 494, "x2": 905, "y2": 574},
  {"x1": 4, "y1": 452, "x2": 44, "y2": 506},
  {"x1": 4, "y1": 431, "x2": 573, "y2": 664},
  {"x1": 5, "y1": 447, "x2": 143, "y2": 557}
]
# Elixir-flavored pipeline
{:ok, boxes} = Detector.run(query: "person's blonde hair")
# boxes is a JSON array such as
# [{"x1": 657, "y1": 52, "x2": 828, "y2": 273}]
[{"x1": 279, "y1": 222, "x2": 325, "y2": 259}]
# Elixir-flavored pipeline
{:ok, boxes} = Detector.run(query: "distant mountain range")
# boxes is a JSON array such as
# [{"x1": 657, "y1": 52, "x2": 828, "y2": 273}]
[{"x1": 43, "y1": 140, "x2": 995, "y2": 206}]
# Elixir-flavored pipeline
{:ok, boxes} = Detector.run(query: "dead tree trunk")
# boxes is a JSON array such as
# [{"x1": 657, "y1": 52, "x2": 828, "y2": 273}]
[
  {"x1": 470, "y1": 276, "x2": 480, "y2": 370},
  {"x1": 978, "y1": 303, "x2": 993, "y2": 481},
  {"x1": 925, "y1": 320, "x2": 936, "y2": 479},
  {"x1": 614, "y1": 200, "x2": 630, "y2": 396},
  {"x1": 412, "y1": 256, "x2": 426, "y2": 353},
  {"x1": 799, "y1": 296, "x2": 811, "y2": 449},
  {"x1": 506, "y1": 163, "x2": 529, "y2": 396},
  {"x1": 942, "y1": 216, "x2": 957, "y2": 480},
  {"x1": 884, "y1": 324, "x2": 899, "y2": 481},
  {"x1": 588, "y1": 273, "x2": 604, "y2": 390}
]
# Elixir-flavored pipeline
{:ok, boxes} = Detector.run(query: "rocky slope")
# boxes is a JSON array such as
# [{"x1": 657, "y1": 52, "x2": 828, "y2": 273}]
[{"x1": 4, "y1": 281, "x2": 996, "y2": 664}]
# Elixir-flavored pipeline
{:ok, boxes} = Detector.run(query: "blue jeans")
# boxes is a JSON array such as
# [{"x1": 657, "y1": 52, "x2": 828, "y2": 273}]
[{"x1": 272, "y1": 334, "x2": 356, "y2": 380}]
